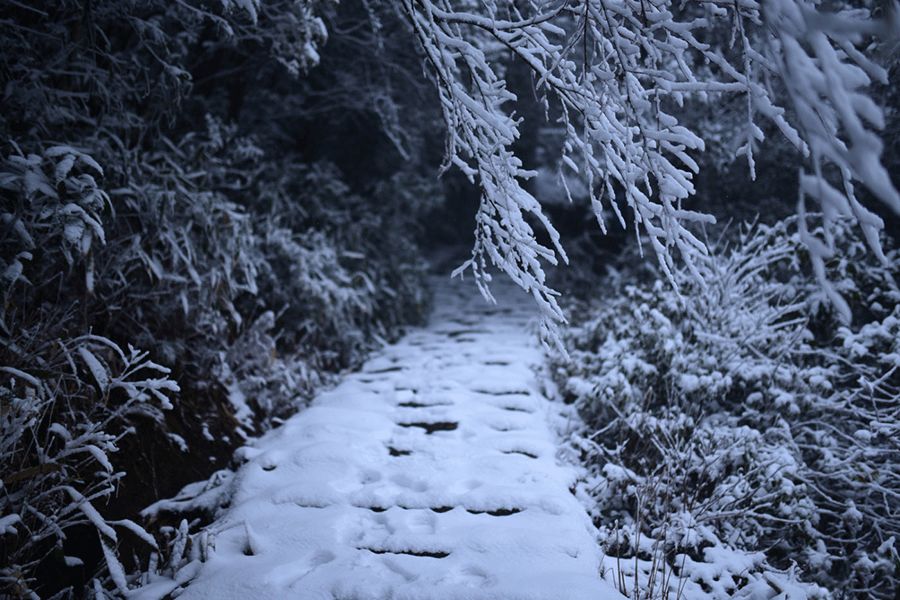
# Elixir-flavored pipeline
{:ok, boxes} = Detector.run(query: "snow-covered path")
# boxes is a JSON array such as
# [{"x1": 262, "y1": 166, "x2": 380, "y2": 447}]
[{"x1": 179, "y1": 279, "x2": 621, "y2": 600}]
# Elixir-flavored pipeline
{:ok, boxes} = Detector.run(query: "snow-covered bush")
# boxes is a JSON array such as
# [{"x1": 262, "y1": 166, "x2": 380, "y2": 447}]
[
  {"x1": 0, "y1": 147, "x2": 109, "y2": 293},
  {"x1": 0, "y1": 334, "x2": 178, "y2": 596},
  {"x1": 225, "y1": 160, "x2": 433, "y2": 428},
  {"x1": 553, "y1": 219, "x2": 899, "y2": 599},
  {"x1": 0, "y1": 1, "x2": 431, "y2": 596}
]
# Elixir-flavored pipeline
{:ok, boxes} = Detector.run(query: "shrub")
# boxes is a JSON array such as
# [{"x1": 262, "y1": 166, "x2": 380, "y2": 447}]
[
  {"x1": 553, "y1": 218, "x2": 899, "y2": 599},
  {"x1": 0, "y1": 1, "x2": 433, "y2": 595}
]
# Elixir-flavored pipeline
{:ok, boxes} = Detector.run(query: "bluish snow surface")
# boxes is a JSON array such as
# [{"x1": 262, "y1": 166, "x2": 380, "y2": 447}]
[{"x1": 173, "y1": 278, "x2": 622, "y2": 600}]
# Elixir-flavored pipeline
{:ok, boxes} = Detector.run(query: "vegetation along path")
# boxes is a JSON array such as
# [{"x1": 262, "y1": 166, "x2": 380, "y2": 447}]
[{"x1": 175, "y1": 279, "x2": 622, "y2": 600}]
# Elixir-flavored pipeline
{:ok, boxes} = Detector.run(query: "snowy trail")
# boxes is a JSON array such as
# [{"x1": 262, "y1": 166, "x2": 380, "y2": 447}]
[{"x1": 178, "y1": 278, "x2": 621, "y2": 600}]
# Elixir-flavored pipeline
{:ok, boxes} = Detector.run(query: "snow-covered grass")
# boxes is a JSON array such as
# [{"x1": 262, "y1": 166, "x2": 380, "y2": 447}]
[{"x1": 552, "y1": 218, "x2": 899, "y2": 599}]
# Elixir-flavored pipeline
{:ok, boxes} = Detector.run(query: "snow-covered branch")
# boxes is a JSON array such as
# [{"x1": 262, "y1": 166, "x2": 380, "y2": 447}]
[{"x1": 402, "y1": 0, "x2": 899, "y2": 340}]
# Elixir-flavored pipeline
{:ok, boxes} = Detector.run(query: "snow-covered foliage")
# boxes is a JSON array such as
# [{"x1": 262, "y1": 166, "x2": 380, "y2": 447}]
[
  {"x1": 1, "y1": 338, "x2": 178, "y2": 597},
  {"x1": 399, "y1": 0, "x2": 899, "y2": 344},
  {"x1": 0, "y1": 1, "x2": 432, "y2": 596},
  {"x1": 552, "y1": 218, "x2": 899, "y2": 599},
  {"x1": 2, "y1": 0, "x2": 896, "y2": 595}
]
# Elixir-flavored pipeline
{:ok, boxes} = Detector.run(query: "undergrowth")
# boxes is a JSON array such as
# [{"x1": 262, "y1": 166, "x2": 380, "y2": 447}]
[
  {"x1": 0, "y1": 2, "x2": 434, "y2": 596},
  {"x1": 553, "y1": 218, "x2": 899, "y2": 599}
]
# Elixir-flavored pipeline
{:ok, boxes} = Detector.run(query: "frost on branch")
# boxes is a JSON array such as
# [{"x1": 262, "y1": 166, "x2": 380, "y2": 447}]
[
  {"x1": 402, "y1": 0, "x2": 570, "y2": 348},
  {"x1": 402, "y1": 0, "x2": 899, "y2": 340}
]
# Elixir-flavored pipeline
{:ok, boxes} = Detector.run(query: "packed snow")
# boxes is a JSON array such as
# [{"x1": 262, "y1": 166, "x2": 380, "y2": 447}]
[{"x1": 173, "y1": 278, "x2": 623, "y2": 600}]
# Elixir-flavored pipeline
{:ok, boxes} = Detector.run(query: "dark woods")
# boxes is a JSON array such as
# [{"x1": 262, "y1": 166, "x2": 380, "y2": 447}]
[{"x1": 0, "y1": 2, "x2": 439, "y2": 596}]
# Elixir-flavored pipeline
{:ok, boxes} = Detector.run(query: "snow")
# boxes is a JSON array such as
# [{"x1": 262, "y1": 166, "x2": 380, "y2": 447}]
[
  {"x1": 0, "y1": 514, "x2": 21, "y2": 535},
  {"x1": 142, "y1": 471, "x2": 236, "y2": 520},
  {"x1": 66, "y1": 486, "x2": 117, "y2": 542},
  {"x1": 78, "y1": 346, "x2": 109, "y2": 391},
  {"x1": 177, "y1": 278, "x2": 622, "y2": 600}
]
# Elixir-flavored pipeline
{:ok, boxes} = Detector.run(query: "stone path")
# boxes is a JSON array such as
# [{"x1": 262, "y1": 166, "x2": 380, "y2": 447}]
[{"x1": 177, "y1": 278, "x2": 621, "y2": 600}]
